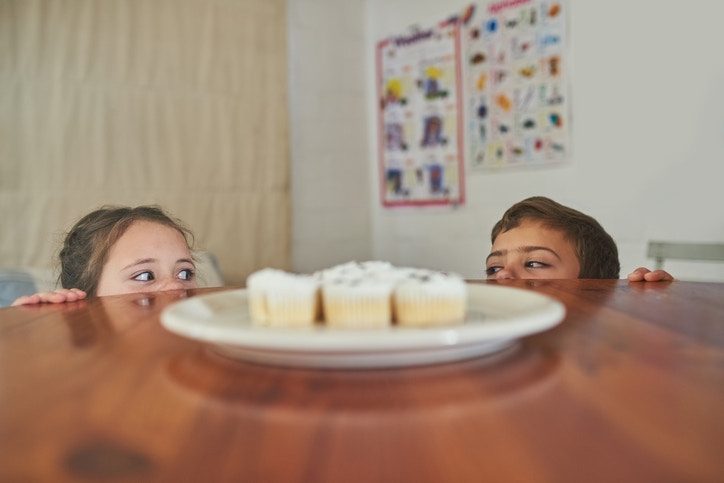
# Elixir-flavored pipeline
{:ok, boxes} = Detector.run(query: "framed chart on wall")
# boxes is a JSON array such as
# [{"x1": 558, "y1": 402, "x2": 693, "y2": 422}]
[
  {"x1": 376, "y1": 18, "x2": 466, "y2": 207},
  {"x1": 460, "y1": 0, "x2": 570, "y2": 170}
]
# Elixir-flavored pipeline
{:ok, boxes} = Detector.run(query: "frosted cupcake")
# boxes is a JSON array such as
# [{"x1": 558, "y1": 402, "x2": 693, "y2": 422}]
[
  {"x1": 246, "y1": 268, "x2": 320, "y2": 327},
  {"x1": 321, "y1": 276, "x2": 396, "y2": 329},
  {"x1": 393, "y1": 269, "x2": 467, "y2": 327},
  {"x1": 315, "y1": 261, "x2": 395, "y2": 282}
]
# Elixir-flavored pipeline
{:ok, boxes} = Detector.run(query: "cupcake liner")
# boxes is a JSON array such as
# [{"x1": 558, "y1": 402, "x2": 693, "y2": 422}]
[
  {"x1": 322, "y1": 281, "x2": 394, "y2": 328},
  {"x1": 247, "y1": 263, "x2": 466, "y2": 328},
  {"x1": 394, "y1": 277, "x2": 467, "y2": 326}
]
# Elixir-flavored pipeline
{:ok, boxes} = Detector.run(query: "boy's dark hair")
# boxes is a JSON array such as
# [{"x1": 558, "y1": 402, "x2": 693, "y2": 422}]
[
  {"x1": 491, "y1": 196, "x2": 620, "y2": 278},
  {"x1": 59, "y1": 205, "x2": 194, "y2": 295}
]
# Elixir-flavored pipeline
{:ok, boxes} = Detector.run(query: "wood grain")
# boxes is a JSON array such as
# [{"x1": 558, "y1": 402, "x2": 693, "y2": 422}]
[{"x1": 1, "y1": 281, "x2": 723, "y2": 482}]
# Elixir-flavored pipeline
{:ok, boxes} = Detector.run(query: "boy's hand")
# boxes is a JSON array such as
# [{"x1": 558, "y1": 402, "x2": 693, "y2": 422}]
[{"x1": 627, "y1": 267, "x2": 674, "y2": 282}]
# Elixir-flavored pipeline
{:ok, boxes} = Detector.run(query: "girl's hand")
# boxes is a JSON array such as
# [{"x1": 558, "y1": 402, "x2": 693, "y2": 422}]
[{"x1": 11, "y1": 288, "x2": 87, "y2": 306}]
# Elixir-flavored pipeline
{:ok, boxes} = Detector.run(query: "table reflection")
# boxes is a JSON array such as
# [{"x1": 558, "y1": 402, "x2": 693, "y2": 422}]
[{"x1": 164, "y1": 341, "x2": 563, "y2": 420}]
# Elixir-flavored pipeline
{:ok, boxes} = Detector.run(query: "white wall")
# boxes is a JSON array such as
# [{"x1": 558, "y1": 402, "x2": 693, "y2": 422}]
[
  {"x1": 287, "y1": 0, "x2": 373, "y2": 273},
  {"x1": 290, "y1": 0, "x2": 724, "y2": 281}
]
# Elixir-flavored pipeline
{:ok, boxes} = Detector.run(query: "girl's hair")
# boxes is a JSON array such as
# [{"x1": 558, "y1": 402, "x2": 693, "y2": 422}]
[
  {"x1": 58, "y1": 205, "x2": 194, "y2": 295},
  {"x1": 491, "y1": 196, "x2": 620, "y2": 278}
]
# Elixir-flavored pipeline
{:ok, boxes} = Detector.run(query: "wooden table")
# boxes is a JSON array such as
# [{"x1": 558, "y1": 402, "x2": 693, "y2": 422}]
[{"x1": 2, "y1": 280, "x2": 724, "y2": 482}]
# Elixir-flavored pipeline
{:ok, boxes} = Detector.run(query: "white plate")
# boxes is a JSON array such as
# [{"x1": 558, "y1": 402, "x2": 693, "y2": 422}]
[{"x1": 160, "y1": 284, "x2": 565, "y2": 369}]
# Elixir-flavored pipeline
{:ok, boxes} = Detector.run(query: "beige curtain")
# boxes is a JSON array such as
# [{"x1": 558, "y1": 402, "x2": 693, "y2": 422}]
[{"x1": 0, "y1": 0, "x2": 291, "y2": 285}]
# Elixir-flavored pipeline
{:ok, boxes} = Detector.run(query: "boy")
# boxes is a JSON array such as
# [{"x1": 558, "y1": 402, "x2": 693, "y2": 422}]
[{"x1": 486, "y1": 197, "x2": 673, "y2": 281}]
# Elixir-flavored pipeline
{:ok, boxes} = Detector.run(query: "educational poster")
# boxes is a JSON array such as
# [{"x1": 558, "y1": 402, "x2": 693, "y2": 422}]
[
  {"x1": 376, "y1": 19, "x2": 465, "y2": 207},
  {"x1": 460, "y1": 1, "x2": 569, "y2": 169}
]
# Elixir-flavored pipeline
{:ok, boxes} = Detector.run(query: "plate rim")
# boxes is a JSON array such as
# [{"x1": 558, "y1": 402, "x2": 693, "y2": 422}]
[{"x1": 160, "y1": 284, "x2": 566, "y2": 358}]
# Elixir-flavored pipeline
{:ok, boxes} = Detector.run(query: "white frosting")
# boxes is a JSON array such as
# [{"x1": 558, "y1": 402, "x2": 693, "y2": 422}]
[
  {"x1": 322, "y1": 276, "x2": 397, "y2": 298},
  {"x1": 247, "y1": 268, "x2": 319, "y2": 294},
  {"x1": 316, "y1": 261, "x2": 395, "y2": 280},
  {"x1": 313, "y1": 262, "x2": 466, "y2": 294},
  {"x1": 395, "y1": 271, "x2": 467, "y2": 297}
]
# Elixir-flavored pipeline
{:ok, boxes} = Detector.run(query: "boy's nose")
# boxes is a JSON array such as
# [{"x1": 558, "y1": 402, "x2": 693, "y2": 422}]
[{"x1": 494, "y1": 267, "x2": 518, "y2": 280}]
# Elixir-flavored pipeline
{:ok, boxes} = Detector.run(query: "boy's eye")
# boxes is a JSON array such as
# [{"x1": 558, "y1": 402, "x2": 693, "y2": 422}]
[
  {"x1": 485, "y1": 266, "x2": 501, "y2": 276},
  {"x1": 525, "y1": 261, "x2": 549, "y2": 269},
  {"x1": 179, "y1": 269, "x2": 195, "y2": 281},
  {"x1": 133, "y1": 271, "x2": 154, "y2": 282}
]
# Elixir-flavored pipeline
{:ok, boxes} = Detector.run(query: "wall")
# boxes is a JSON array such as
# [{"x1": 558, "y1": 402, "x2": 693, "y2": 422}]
[
  {"x1": 288, "y1": 1, "x2": 724, "y2": 281},
  {"x1": 363, "y1": 0, "x2": 724, "y2": 281},
  {"x1": 0, "y1": 0, "x2": 291, "y2": 285},
  {"x1": 287, "y1": 0, "x2": 373, "y2": 273}
]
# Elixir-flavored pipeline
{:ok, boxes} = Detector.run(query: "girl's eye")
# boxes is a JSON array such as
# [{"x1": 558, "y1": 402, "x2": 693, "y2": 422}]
[
  {"x1": 133, "y1": 271, "x2": 154, "y2": 282},
  {"x1": 525, "y1": 261, "x2": 549, "y2": 269},
  {"x1": 178, "y1": 269, "x2": 195, "y2": 281}
]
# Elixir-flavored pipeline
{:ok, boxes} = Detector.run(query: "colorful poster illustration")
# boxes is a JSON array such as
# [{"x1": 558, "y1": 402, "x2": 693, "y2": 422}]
[
  {"x1": 376, "y1": 19, "x2": 466, "y2": 207},
  {"x1": 460, "y1": 0, "x2": 569, "y2": 169}
]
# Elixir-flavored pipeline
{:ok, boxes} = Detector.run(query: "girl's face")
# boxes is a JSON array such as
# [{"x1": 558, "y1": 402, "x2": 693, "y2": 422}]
[
  {"x1": 96, "y1": 220, "x2": 197, "y2": 296},
  {"x1": 486, "y1": 219, "x2": 580, "y2": 280}
]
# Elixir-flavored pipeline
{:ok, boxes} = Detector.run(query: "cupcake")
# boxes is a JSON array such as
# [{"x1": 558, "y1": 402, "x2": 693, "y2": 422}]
[
  {"x1": 393, "y1": 269, "x2": 467, "y2": 327},
  {"x1": 246, "y1": 268, "x2": 320, "y2": 327},
  {"x1": 321, "y1": 276, "x2": 396, "y2": 329},
  {"x1": 315, "y1": 260, "x2": 395, "y2": 282}
]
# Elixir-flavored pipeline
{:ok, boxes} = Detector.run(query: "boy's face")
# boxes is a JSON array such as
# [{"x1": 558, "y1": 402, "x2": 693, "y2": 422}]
[{"x1": 486, "y1": 219, "x2": 580, "y2": 279}]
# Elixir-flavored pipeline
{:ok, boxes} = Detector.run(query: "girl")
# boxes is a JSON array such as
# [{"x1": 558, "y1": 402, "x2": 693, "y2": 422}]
[{"x1": 12, "y1": 205, "x2": 198, "y2": 306}]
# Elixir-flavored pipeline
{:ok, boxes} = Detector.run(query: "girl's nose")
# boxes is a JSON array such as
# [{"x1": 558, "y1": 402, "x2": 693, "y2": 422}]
[{"x1": 157, "y1": 278, "x2": 185, "y2": 292}]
